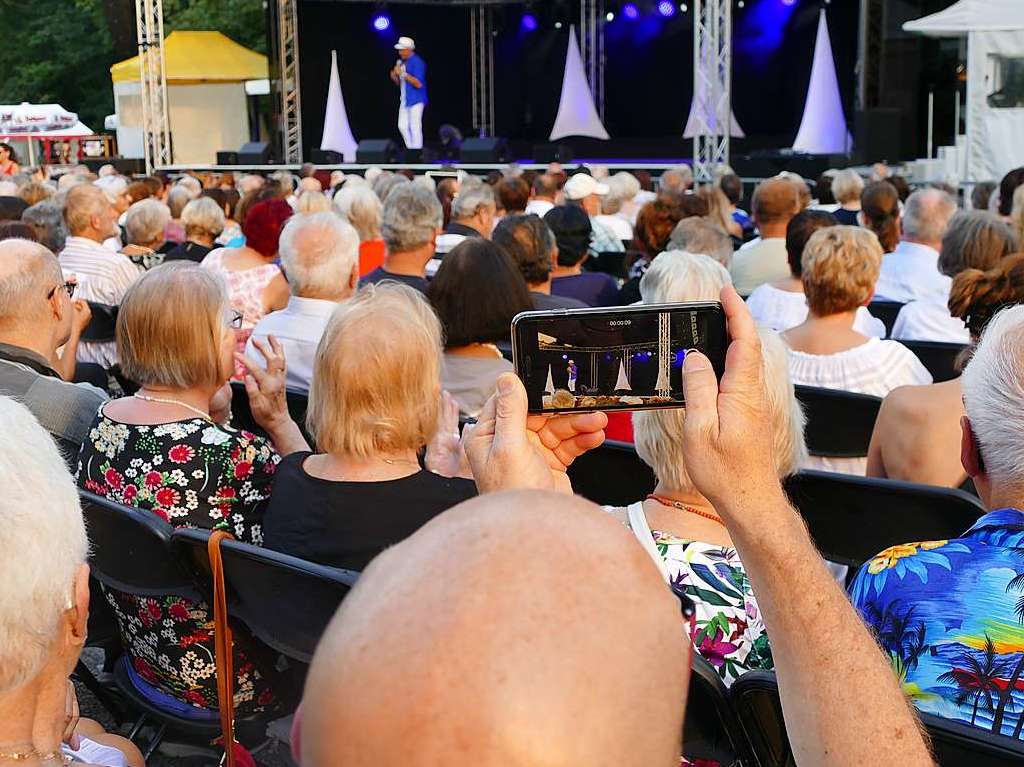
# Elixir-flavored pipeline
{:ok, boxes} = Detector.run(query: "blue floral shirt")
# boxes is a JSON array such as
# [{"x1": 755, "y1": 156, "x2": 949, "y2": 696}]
[{"x1": 849, "y1": 509, "x2": 1024, "y2": 738}]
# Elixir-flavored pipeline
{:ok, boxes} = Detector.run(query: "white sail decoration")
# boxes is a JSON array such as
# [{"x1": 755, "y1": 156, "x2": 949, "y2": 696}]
[
  {"x1": 543, "y1": 364, "x2": 554, "y2": 395},
  {"x1": 792, "y1": 11, "x2": 852, "y2": 154},
  {"x1": 683, "y1": 39, "x2": 744, "y2": 138},
  {"x1": 549, "y1": 25, "x2": 610, "y2": 141},
  {"x1": 614, "y1": 358, "x2": 632, "y2": 392},
  {"x1": 320, "y1": 50, "x2": 359, "y2": 162}
]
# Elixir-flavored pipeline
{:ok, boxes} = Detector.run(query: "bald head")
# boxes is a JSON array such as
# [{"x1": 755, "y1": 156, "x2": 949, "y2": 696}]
[
  {"x1": 301, "y1": 491, "x2": 689, "y2": 767},
  {"x1": 0, "y1": 238, "x2": 61, "y2": 322}
]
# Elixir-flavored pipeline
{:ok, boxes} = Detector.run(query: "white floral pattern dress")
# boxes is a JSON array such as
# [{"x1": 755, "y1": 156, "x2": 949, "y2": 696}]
[{"x1": 77, "y1": 410, "x2": 280, "y2": 713}]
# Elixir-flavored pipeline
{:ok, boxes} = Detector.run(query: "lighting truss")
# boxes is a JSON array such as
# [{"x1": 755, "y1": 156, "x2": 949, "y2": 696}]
[
  {"x1": 135, "y1": 0, "x2": 171, "y2": 172},
  {"x1": 470, "y1": 5, "x2": 496, "y2": 137},
  {"x1": 277, "y1": 0, "x2": 304, "y2": 163},
  {"x1": 580, "y1": 0, "x2": 606, "y2": 119},
  {"x1": 692, "y1": 0, "x2": 732, "y2": 183}
]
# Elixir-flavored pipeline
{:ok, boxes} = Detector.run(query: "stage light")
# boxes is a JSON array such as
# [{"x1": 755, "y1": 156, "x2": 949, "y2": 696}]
[
  {"x1": 606, "y1": 11, "x2": 615, "y2": 21},
  {"x1": 679, "y1": 2, "x2": 688, "y2": 11},
  {"x1": 622, "y1": 3, "x2": 640, "y2": 20},
  {"x1": 521, "y1": 12, "x2": 538, "y2": 31},
  {"x1": 737, "y1": 0, "x2": 745, "y2": 7},
  {"x1": 657, "y1": 0, "x2": 676, "y2": 16},
  {"x1": 555, "y1": 20, "x2": 563, "y2": 29},
  {"x1": 372, "y1": 13, "x2": 391, "y2": 32},
  {"x1": 781, "y1": 0, "x2": 797, "y2": 5}
]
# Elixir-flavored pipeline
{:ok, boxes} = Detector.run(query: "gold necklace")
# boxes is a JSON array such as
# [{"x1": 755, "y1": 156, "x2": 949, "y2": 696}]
[
  {"x1": 133, "y1": 391, "x2": 213, "y2": 423},
  {"x1": 0, "y1": 746, "x2": 71, "y2": 765}
]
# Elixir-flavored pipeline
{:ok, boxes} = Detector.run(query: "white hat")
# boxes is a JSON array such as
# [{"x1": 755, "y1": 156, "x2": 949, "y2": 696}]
[
  {"x1": 563, "y1": 173, "x2": 609, "y2": 201},
  {"x1": 394, "y1": 36, "x2": 416, "y2": 51}
]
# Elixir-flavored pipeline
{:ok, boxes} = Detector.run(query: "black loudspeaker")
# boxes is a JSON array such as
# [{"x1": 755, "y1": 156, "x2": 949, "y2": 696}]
[
  {"x1": 310, "y1": 149, "x2": 344, "y2": 164},
  {"x1": 533, "y1": 143, "x2": 575, "y2": 163},
  {"x1": 460, "y1": 137, "x2": 510, "y2": 163},
  {"x1": 237, "y1": 141, "x2": 272, "y2": 164},
  {"x1": 356, "y1": 139, "x2": 400, "y2": 164},
  {"x1": 82, "y1": 157, "x2": 146, "y2": 175},
  {"x1": 855, "y1": 108, "x2": 903, "y2": 164},
  {"x1": 216, "y1": 150, "x2": 239, "y2": 165}
]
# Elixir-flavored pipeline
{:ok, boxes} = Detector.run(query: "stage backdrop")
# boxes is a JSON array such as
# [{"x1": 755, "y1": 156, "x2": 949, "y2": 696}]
[{"x1": 296, "y1": 0, "x2": 860, "y2": 158}]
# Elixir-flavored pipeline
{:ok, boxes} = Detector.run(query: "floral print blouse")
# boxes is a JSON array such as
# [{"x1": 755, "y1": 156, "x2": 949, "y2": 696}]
[{"x1": 77, "y1": 410, "x2": 280, "y2": 713}]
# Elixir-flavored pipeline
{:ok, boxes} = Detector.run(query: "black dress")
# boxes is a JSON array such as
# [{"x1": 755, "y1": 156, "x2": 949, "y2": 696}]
[
  {"x1": 164, "y1": 240, "x2": 213, "y2": 263},
  {"x1": 263, "y1": 451, "x2": 477, "y2": 571}
]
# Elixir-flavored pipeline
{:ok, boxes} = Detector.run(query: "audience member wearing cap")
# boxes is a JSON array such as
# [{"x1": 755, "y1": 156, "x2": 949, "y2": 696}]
[
  {"x1": 297, "y1": 287, "x2": 933, "y2": 767},
  {"x1": 563, "y1": 172, "x2": 624, "y2": 256},
  {"x1": 543, "y1": 205, "x2": 620, "y2": 307}
]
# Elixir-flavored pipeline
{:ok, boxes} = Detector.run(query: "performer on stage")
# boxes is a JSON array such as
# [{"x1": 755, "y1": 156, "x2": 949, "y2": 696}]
[{"x1": 390, "y1": 36, "x2": 427, "y2": 150}]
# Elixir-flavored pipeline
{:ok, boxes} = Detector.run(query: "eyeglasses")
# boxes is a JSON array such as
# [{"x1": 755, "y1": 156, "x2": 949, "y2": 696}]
[
  {"x1": 47, "y1": 280, "x2": 76, "y2": 300},
  {"x1": 225, "y1": 309, "x2": 244, "y2": 329}
]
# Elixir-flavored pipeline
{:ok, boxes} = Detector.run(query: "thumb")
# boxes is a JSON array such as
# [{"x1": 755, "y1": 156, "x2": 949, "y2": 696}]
[
  {"x1": 681, "y1": 350, "x2": 719, "y2": 439},
  {"x1": 492, "y1": 373, "x2": 528, "y2": 446}
]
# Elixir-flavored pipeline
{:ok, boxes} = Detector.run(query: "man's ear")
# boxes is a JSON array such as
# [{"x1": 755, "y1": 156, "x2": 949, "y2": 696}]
[
  {"x1": 67, "y1": 563, "x2": 90, "y2": 650},
  {"x1": 348, "y1": 262, "x2": 360, "y2": 291},
  {"x1": 961, "y1": 415, "x2": 985, "y2": 478}
]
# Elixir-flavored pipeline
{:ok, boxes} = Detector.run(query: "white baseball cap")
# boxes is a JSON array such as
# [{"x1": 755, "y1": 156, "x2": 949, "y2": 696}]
[
  {"x1": 394, "y1": 37, "x2": 416, "y2": 51},
  {"x1": 563, "y1": 173, "x2": 610, "y2": 201}
]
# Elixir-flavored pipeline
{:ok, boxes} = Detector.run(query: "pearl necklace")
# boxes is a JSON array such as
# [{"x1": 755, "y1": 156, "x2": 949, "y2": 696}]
[{"x1": 133, "y1": 392, "x2": 213, "y2": 423}]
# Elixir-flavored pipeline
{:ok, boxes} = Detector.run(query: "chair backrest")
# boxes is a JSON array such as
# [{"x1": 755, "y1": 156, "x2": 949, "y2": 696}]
[
  {"x1": 783, "y1": 470, "x2": 985, "y2": 571},
  {"x1": 229, "y1": 382, "x2": 311, "y2": 444},
  {"x1": 81, "y1": 302, "x2": 118, "y2": 343},
  {"x1": 588, "y1": 250, "x2": 630, "y2": 279},
  {"x1": 684, "y1": 655, "x2": 753, "y2": 766},
  {"x1": 794, "y1": 385, "x2": 882, "y2": 458},
  {"x1": 172, "y1": 528, "x2": 359, "y2": 664},
  {"x1": 899, "y1": 340, "x2": 967, "y2": 383},
  {"x1": 79, "y1": 490, "x2": 201, "y2": 600},
  {"x1": 920, "y1": 711, "x2": 1024, "y2": 766},
  {"x1": 729, "y1": 671, "x2": 794, "y2": 767},
  {"x1": 867, "y1": 300, "x2": 904, "y2": 338},
  {"x1": 565, "y1": 439, "x2": 656, "y2": 506}
]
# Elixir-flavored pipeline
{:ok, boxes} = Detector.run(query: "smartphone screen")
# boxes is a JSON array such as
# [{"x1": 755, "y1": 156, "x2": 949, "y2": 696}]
[{"x1": 512, "y1": 302, "x2": 727, "y2": 414}]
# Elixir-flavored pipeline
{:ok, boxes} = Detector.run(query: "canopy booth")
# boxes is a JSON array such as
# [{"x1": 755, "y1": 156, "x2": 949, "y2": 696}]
[
  {"x1": 109, "y1": 31, "x2": 268, "y2": 165},
  {"x1": 0, "y1": 103, "x2": 96, "y2": 167},
  {"x1": 904, "y1": 0, "x2": 1024, "y2": 182}
]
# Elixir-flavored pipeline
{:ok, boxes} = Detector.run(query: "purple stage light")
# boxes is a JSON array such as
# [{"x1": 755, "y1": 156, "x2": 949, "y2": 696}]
[
  {"x1": 372, "y1": 13, "x2": 391, "y2": 32},
  {"x1": 781, "y1": 0, "x2": 797, "y2": 5},
  {"x1": 657, "y1": 0, "x2": 676, "y2": 16},
  {"x1": 521, "y1": 13, "x2": 538, "y2": 31},
  {"x1": 622, "y1": 3, "x2": 640, "y2": 20}
]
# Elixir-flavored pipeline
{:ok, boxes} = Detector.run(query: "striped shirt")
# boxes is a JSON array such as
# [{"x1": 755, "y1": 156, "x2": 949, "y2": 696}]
[{"x1": 59, "y1": 236, "x2": 142, "y2": 368}]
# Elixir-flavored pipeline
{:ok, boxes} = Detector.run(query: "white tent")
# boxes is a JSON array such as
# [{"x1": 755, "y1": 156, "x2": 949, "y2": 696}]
[
  {"x1": 904, "y1": 0, "x2": 1024, "y2": 181},
  {"x1": 0, "y1": 104, "x2": 93, "y2": 166}
]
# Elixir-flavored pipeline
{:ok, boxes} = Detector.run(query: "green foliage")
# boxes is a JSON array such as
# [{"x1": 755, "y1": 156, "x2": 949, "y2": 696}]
[{"x1": 164, "y1": 0, "x2": 267, "y2": 54}]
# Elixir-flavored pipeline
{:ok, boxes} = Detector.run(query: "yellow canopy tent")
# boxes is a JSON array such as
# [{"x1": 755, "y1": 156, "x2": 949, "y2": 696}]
[{"x1": 109, "y1": 31, "x2": 269, "y2": 164}]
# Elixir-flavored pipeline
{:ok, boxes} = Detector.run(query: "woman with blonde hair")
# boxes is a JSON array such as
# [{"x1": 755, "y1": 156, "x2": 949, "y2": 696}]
[
  {"x1": 830, "y1": 169, "x2": 864, "y2": 226},
  {"x1": 333, "y1": 184, "x2": 386, "y2": 276},
  {"x1": 295, "y1": 190, "x2": 333, "y2": 215},
  {"x1": 696, "y1": 184, "x2": 742, "y2": 239},
  {"x1": 262, "y1": 282, "x2": 477, "y2": 571},
  {"x1": 608, "y1": 250, "x2": 807, "y2": 686}
]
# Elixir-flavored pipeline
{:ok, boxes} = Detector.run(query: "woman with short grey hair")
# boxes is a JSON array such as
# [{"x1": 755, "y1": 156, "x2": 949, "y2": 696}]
[
  {"x1": 122, "y1": 198, "x2": 172, "y2": 268},
  {"x1": 362, "y1": 184, "x2": 443, "y2": 292},
  {"x1": 164, "y1": 196, "x2": 226, "y2": 263},
  {"x1": 831, "y1": 168, "x2": 864, "y2": 225}
]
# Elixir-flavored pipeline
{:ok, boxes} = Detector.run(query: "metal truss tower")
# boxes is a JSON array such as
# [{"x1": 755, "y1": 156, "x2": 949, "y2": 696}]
[
  {"x1": 135, "y1": 0, "x2": 171, "y2": 172},
  {"x1": 470, "y1": 6, "x2": 496, "y2": 137},
  {"x1": 276, "y1": 0, "x2": 303, "y2": 163},
  {"x1": 655, "y1": 312, "x2": 671, "y2": 398},
  {"x1": 579, "y1": 0, "x2": 606, "y2": 119},
  {"x1": 692, "y1": 0, "x2": 733, "y2": 183}
]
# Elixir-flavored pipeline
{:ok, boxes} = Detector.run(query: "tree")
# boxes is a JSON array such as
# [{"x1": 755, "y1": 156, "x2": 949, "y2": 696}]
[{"x1": 163, "y1": 0, "x2": 267, "y2": 54}]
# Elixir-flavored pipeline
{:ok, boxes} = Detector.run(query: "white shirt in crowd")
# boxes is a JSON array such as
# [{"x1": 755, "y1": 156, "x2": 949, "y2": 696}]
[
  {"x1": 525, "y1": 199, "x2": 555, "y2": 218},
  {"x1": 890, "y1": 301, "x2": 970, "y2": 344},
  {"x1": 786, "y1": 337, "x2": 933, "y2": 477},
  {"x1": 746, "y1": 284, "x2": 886, "y2": 338},
  {"x1": 59, "y1": 235, "x2": 142, "y2": 369},
  {"x1": 729, "y1": 238, "x2": 790, "y2": 296},
  {"x1": 245, "y1": 296, "x2": 339, "y2": 393},
  {"x1": 873, "y1": 241, "x2": 951, "y2": 304},
  {"x1": 593, "y1": 213, "x2": 633, "y2": 242}
]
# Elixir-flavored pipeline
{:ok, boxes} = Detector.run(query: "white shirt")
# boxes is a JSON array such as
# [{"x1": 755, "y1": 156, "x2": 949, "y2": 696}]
[
  {"x1": 59, "y1": 235, "x2": 143, "y2": 368},
  {"x1": 746, "y1": 284, "x2": 885, "y2": 338},
  {"x1": 525, "y1": 199, "x2": 555, "y2": 218},
  {"x1": 244, "y1": 296, "x2": 339, "y2": 393},
  {"x1": 593, "y1": 213, "x2": 632, "y2": 242},
  {"x1": 873, "y1": 241, "x2": 951, "y2": 304},
  {"x1": 729, "y1": 238, "x2": 789, "y2": 296},
  {"x1": 786, "y1": 337, "x2": 933, "y2": 476},
  {"x1": 890, "y1": 300, "x2": 970, "y2": 344}
]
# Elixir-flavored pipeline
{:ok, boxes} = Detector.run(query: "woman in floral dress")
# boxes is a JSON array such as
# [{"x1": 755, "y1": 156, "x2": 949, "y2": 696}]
[{"x1": 77, "y1": 262, "x2": 309, "y2": 715}]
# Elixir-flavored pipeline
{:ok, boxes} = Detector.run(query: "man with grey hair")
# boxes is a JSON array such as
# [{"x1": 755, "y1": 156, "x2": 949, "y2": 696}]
[
  {"x1": 659, "y1": 163, "x2": 694, "y2": 195},
  {"x1": 245, "y1": 212, "x2": 360, "y2": 392},
  {"x1": 22, "y1": 201, "x2": 68, "y2": 253},
  {"x1": 435, "y1": 181, "x2": 496, "y2": 255},
  {"x1": 0, "y1": 239, "x2": 106, "y2": 462},
  {"x1": 874, "y1": 188, "x2": 958, "y2": 303},
  {"x1": 667, "y1": 217, "x2": 735, "y2": 267},
  {"x1": 362, "y1": 183, "x2": 443, "y2": 293}
]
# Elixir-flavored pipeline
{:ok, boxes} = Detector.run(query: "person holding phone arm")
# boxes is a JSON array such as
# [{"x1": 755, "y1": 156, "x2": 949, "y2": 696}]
[{"x1": 390, "y1": 36, "x2": 427, "y2": 150}]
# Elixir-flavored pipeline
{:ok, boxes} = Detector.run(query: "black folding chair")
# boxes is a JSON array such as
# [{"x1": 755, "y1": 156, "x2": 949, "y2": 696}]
[
  {"x1": 793, "y1": 385, "x2": 882, "y2": 459},
  {"x1": 900, "y1": 340, "x2": 967, "y2": 383},
  {"x1": 229, "y1": 381, "x2": 312, "y2": 444},
  {"x1": 683, "y1": 656, "x2": 755, "y2": 766},
  {"x1": 867, "y1": 300, "x2": 904, "y2": 338},
  {"x1": 783, "y1": 470, "x2": 985, "y2": 573},
  {"x1": 81, "y1": 302, "x2": 118, "y2": 343},
  {"x1": 587, "y1": 250, "x2": 630, "y2": 279},
  {"x1": 565, "y1": 439, "x2": 656, "y2": 506},
  {"x1": 730, "y1": 671, "x2": 794, "y2": 767},
  {"x1": 921, "y1": 711, "x2": 1024, "y2": 766}
]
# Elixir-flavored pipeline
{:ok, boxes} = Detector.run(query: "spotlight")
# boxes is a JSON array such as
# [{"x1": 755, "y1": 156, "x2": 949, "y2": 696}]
[
  {"x1": 555, "y1": 20, "x2": 563, "y2": 28},
  {"x1": 658, "y1": 0, "x2": 676, "y2": 16},
  {"x1": 737, "y1": 0, "x2": 745, "y2": 6},
  {"x1": 680, "y1": 2, "x2": 688, "y2": 10},
  {"x1": 781, "y1": 0, "x2": 797, "y2": 5},
  {"x1": 606, "y1": 10, "x2": 615, "y2": 21},
  {"x1": 622, "y1": 2, "x2": 640, "y2": 20},
  {"x1": 521, "y1": 12, "x2": 538, "y2": 31},
  {"x1": 372, "y1": 13, "x2": 391, "y2": 32}
]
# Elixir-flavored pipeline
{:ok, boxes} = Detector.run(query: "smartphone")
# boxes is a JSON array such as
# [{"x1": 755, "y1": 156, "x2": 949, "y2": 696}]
[{"x1": 511, "y1": 302, "x2": 728, "y2": 414}]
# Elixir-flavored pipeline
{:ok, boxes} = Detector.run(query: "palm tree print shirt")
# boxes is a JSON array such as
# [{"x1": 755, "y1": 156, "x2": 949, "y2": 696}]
[{"x1": 849, "y1": 509, "x2": 1024, "y2": 738}]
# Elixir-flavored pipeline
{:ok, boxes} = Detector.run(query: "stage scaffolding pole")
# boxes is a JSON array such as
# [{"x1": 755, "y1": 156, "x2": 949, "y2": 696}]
[
  {"x1": 692, "y1": 0, "x2": 732, "y2": 183},
  {"x1": 580, "y1": 0, "x2": 606, "y2": 119},
  {"x1": 276, "y1": 0, "x2": 303, "y2": 163},
  {"x1": 135, "y1": 0, "x2": 171, "y2": 173},
  {"x1": 470, "y1": 5, "x2": 496, "y2": 137}
]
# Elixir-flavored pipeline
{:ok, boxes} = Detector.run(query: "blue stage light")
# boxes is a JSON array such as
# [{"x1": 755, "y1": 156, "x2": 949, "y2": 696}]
[
  {"x1": 658, "y1": 0, "x2": 676, "y2": 16},
  {"x1": 622, "y1": 3, "x2": 640, "y2": 20},
  {"x1": 781, "y1": 0, "x2": 797, "y2": 5},
  {"x1": 521, "y1": 13, "x2": 538, "y2": 31},
  {"x1": 372, "y1": 13, "x2": 391, "y2": 32}
]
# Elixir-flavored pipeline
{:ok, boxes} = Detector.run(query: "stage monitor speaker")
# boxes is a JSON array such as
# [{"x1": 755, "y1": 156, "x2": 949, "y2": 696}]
[
  {"x1": 356, "y1": 139, "x2": 400, "y2": 164},
  {"x1": 81, "y1": 158, "x2": 146, "y2": 175},
  {"x1": 237, "y1": 141, "x2": 272, "y2": 165},
  {"x1": 855, "y1": 108, "x2": 903, "y2": 164},
  {"x1": 533, "y1": 143, "x2": 575, "y2": 163},
  {"x1": 216, "y1": 150, "x2": 239, "y2": 165},
  {"x1": 311, "y1": 149, "x2": 344, "y2": 164},
  {"x1": 460, "y1": 137, "x2": 510, "y2": 164}
]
